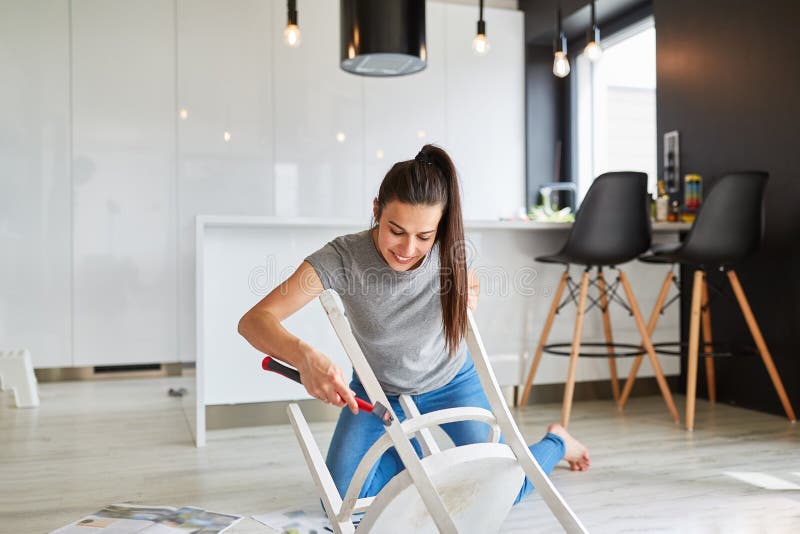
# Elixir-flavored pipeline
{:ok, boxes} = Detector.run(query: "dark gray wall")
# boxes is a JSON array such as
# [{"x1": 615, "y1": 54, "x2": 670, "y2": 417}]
[
  {"x1": 655, "y1": 0, "x2": 800, "y2": 416},
  {"x1": 525, "y1": 44, "x2": 565, "y2": 207},
  {"x1": 521, "y1": 0, "x2": 648, "y2": 45},
  {"x1": 522, "y1": 0, "x2": 800, "y2": 416}
]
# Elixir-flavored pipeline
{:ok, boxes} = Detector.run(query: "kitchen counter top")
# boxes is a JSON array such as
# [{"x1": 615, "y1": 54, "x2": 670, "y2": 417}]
[{"x1": 197, "y1": 215, "x2": 692, "y2": 232}]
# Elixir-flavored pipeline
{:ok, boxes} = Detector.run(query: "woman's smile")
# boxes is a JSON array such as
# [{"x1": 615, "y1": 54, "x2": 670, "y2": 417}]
[
  {"x1": 372, "y1": 200, "x2": 443, "y2": 272},
  {"x1": 390, "y1": 251, "x2": 418, "y2": 264}
]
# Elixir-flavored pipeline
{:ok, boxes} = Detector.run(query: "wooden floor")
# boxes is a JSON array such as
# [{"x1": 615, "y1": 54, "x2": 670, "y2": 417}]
[{"x1": 2, "y1": 376, "x2": 799, "y2": 533}]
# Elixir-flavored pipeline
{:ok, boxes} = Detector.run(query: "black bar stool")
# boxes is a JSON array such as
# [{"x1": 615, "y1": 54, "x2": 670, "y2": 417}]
[
  {"x1": 518, "y1": 172, "x2": 680, "y2": 428},
  {"x1": 622, "y1": 171, "x2": 796, "y2": 430}
]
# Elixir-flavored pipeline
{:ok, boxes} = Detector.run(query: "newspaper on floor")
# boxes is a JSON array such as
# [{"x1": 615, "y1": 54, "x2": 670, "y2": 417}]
[
  {"x1": 252, "y1": 507, "x2": 363, "y2": 534},
  {"x1": 252, "y1": 508, "x2": 332, "y2": 534},
  {"x1": 50, "y1": 503, "x2": 242, "y2": 534}
]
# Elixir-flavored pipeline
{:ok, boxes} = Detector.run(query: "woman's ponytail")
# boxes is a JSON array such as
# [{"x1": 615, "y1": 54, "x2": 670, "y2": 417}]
[
  {"x1": 375, "y1": 144, "x2": 468, "y2": 356},
  {"x1": 421, "y1": 145, "x2": 468, "y2": 356}
]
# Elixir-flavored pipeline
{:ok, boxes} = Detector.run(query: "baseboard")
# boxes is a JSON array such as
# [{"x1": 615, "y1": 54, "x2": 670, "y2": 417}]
[
  {"x1": 207, "y1": 377, "x2": 670, "y2": 430},
  {"x1": 519, "y1": 376, "x2": 680, "y2": 405},
  {"x1": 207, "y1": 398, "x2": 343, "y2": 429},
  {"x1": 205, "y1": 384, "x2": 518, "y2": 430},
  {"x1": 35, "y1": 363, "x2": 183, "y2": 382}
]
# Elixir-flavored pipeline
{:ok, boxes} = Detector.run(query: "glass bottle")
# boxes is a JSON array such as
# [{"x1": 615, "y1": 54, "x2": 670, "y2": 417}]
[
  {"x1": 656, "y1": 180, "x2": 669, "y2": 222},
  {"x1": 668, "y1": 200, "x2": 680, "y2": 222}
]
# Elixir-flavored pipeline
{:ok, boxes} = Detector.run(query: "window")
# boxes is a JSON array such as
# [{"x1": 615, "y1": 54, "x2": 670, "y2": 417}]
[{"x1": 572, "y1": 17, "x2": 657, "y2": 201}]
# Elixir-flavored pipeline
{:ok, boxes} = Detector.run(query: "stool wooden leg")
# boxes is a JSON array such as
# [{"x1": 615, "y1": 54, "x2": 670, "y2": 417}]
[
  {"x1": 701, "y1": 279, "x2": 716, "y2": 403},
  {"x1": 619, "y1": 269, "x2": 674, "y2": 410},
  {"x1": 596, "y1": 270, "x2": 620, "y2": 403},
  {"x1": 727, "y1": 270, "x2": 797, "y2": 422},
  {"x1": 619, "y1": 270, "x2": 680, "y2": 424},
  {"x1": 686, "y1": 269, "x2": 705, "y2": 431},
  {"x1": 562, "y1": 270, "x2": 591, "y2": 428},
  {"x1": 519, "y1": 271, "x2": 569, "y2": 406}
]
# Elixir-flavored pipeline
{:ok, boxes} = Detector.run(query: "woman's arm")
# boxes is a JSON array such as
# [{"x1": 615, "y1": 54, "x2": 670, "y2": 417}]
[
  {"x1": 467, "y1": 268, "x2": 480, "y2": 312},
  {"x1": 237, "y1": 261, "x2": 358, "y2": 413}
]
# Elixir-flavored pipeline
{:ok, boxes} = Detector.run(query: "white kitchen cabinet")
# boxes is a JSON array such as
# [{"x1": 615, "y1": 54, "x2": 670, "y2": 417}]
[
  {"x1": 0, "y1": 1, "x2": 72, "y2": 368},
  {"x1": 271, "y1": 0, "x2": 366, "y2": 221},
  {"x1": 71, "y1": 0, "x2": 178, "y2": 366},
  {"x1": 3, "y1": 0, "x2": 528, "y2": 370},
  {"x1": 444, "y1": 4, "x2": 525, "y2": 220},
  {"x1": 176, "y1": 0, "x2": 275, "y2": 362}
]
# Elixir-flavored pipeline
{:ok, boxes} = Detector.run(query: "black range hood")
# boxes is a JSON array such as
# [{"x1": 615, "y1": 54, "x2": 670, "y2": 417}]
[{"x1": 340, "y1": 0, "x2": 427, "y2": 77}]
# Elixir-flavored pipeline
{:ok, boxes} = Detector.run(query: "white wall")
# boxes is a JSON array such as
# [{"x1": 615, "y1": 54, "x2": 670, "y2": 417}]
[{"x1": 0, "y1": 0, "x2": 524, "y2": 368}]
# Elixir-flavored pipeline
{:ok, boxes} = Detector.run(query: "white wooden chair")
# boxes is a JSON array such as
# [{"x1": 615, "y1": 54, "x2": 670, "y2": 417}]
[{"x1": 287, "y1": 291, "x2": 587, "y2": 533}]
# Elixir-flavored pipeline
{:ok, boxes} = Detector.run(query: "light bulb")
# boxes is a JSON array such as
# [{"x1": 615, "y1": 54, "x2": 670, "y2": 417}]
[
  {"x1": 178, "y1": 109, "x2": 188, "y2": 120},
  {"x1": 335, "y1": 131, "x2": 346, "y2": 143},
  {"x1": 553, "y1": 51, "x2": 570, "y2": 78},
  {"x1": 376, "y1": 149, "x2": 384, "y2": 159},
  {"x1": 284, "y1": 24, "x2": 301, "y2": 47},
  {"x1": 223, "y1": 131, "x2": 232, "y2": 143},
  {"x1": 472, "y1": 34, "x2": 490, "y2": 56},
  {"x1": 584, "y1": 41, "x2": 603, "y2": 62}
]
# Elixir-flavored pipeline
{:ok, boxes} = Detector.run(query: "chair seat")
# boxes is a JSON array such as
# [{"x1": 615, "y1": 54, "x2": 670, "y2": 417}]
[
  {"x1": 639, "y1": 173, "x2": 769, "y2": 268},
  {"x1": 638, "y1": 242, "x2": 682, "y2": 264},
  {"x1": 535, "y1": 253, "x2": 571, "y2": 265},
  {"x1": 536, "y1": 250, "x2": 641, "y2": 266},
  {"x1": 639, "y1": 241, "x2": 748, "y2": 267},
  {"x1": 358, "y1": 442, "x2": 524, "y2": 534}
]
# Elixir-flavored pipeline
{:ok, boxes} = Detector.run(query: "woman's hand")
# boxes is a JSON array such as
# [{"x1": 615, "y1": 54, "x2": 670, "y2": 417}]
[
  {"x1": 238, "y1": 262, "x2": 357, "y2": 414},
  {"x1": 297, "y1": 345, "x2": 359, "y2": 414}
]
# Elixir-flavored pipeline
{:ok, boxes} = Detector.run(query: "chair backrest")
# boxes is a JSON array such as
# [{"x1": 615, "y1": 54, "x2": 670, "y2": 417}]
[
  {"x1": 560, "y1": 172, "x2": 651, "y2": 266},
  {"x1": 678, "y1": 171, "x2": 768, "y2": 266}
]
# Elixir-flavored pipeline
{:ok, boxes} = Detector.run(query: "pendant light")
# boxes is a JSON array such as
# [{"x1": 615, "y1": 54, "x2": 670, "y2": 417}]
[
  {"x1": 472, "y1": 0, "x2": 490, "y2": 56},
  {"x1": 584, "y1": 0, "x2": 602, "y2": 61},
  {"x1": 553, "y1": 6, "x2": 570, "y2": 78},
  {"x1": 340, "y1": 0, "x2": 427, "y2": 77},
  {"x1": 284, "y1": 0, "x2": 301, "y2": 47}
]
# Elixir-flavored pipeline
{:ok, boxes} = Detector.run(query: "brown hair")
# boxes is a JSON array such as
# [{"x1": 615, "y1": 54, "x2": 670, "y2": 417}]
[{"x1": 372, "y1": 144, "x2": 468, "y2": 356}]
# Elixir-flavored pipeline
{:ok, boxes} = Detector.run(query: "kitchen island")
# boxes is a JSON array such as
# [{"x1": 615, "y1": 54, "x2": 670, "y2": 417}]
[{"x1": 190, "y1": 216, "x2": 689, "y2": 445}]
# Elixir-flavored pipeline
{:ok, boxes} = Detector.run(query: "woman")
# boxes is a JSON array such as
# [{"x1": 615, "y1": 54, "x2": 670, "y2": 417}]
[{"x1": 238, "y1": 144, "x2": 589, "y2": 505}]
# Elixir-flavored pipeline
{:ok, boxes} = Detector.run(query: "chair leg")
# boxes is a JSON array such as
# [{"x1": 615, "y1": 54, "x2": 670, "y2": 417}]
[
  {"x1": 618, "y1": 269, "x2": 674, "y2": 410},
  {"x1": 562, "y1": 270, "x2": 591, "y2": 428},
  {"x1": 727, "y1": 270, "x2": 797, "y2": 422},
  {"x1": 596, "y1": 270, "x2": 620, "y2": 403},
  {"x1": 701, "y1": 279, "x2": 716, "y2": 403},
  {"x1": 287, "y1": 404, "x2": 356, "y2": 534},
  {"x1": 685, "y1": 270, "x2": 705, "y2": 431},
  {"x1": 618, "y1": 270, "x2": 680, "y2": 423},
  {"x1": 519, "y1": 270, "x2": 569, "y2": 406},
  {"x1": 465, "y1": 310, "x2": 589, "y2": 534}
]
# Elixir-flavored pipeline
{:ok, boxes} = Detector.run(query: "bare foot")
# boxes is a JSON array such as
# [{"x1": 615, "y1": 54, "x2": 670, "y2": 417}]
[{"x1": 547, "y1": 423, "x2": 590, "y2": 472}]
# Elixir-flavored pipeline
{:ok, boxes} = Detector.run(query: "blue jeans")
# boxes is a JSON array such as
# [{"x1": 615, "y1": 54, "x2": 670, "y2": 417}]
[{"x1": 325, "y1": 355, "x2": 565, "y2": 505}]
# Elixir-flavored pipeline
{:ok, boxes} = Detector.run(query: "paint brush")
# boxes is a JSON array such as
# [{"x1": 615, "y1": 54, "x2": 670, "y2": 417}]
[{"x1": 261, "y1": 356, "x2": 393, "y2": 426}]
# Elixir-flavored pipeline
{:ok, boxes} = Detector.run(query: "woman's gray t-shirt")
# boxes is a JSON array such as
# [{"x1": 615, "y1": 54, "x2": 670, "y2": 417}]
[{"x1": 304, "y1": 228, "x2": 467, "y2": 395}]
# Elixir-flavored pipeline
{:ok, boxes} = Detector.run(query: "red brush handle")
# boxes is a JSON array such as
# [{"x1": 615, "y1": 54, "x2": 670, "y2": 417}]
[
  {"x1": 261, "y1": 356, "x2": 374, "y2": 412},
  {"x1": 354, "y1": 397, "x2": 373, "y2": 413}
]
